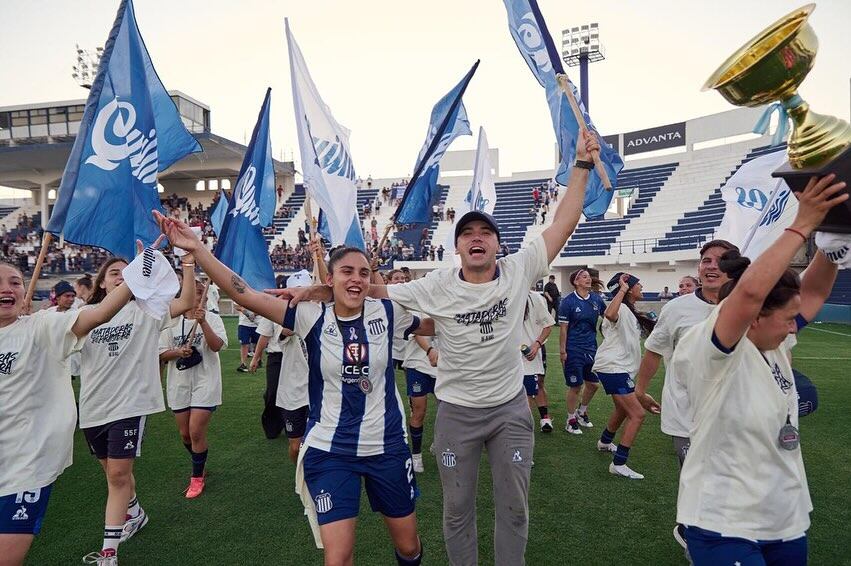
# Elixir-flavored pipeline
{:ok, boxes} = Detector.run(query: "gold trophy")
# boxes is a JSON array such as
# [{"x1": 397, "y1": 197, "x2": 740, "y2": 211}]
[{"x1": 703, "y1": 3, "x2": 851, "y2": 232}]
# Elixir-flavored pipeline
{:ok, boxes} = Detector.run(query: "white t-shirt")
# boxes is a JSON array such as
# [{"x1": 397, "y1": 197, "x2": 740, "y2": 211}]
[
  {"x1": 159, "y1": 313, "x2": 228, "y2": 410},
  {"x1": 593, "y1": 303, "x2": 641, "y2": 375},
  {"x1": 643, "y1": 291, "x2": 716, "y2": 437},
  {"x1": 0, "y1": 310, "x2": 84, "y2": 496},
  {"x1": 79, "y1": 301, "x2": 175, "y2": 428},
  {"x1": 387, "y1": 236, "x2": 549, "y2": 408},
  {"x1": 401, "y1": 311, "x2": 437, "y2": 376},
  {"x1": 238, "y1": 308, "x2": 258, "y2": 328},
  {"x1": 521, "y1": 292, "x2": 554, "y2": 376},
  {"x1": 277, "y1": 333, "x2": 309, "y2": 411},
  {"x1": 673, "y1": 306, "x2": 811, "y2": 541},
  {"x1": 45, "y1": 305, "x2": 81, "y2": 375},
  {"x1": 257, "y1": 317, "x2": 284, "y2": 354}
]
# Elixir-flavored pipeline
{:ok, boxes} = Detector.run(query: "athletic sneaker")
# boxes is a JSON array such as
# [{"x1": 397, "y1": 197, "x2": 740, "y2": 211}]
[
  {"x1": 596, "y1": 440, "x2": 617, "y2": 453},
  {"x1": 185, "y1": 476, "x2": 205, "y2": 499},
  {"x1": 609, "y1": 462, "x2": 644, "y2": 479},
  {"x1": 577, "y1": 412, "x2": 594, "y2": 428},
  {"x1": 565, "y1": 420, "x2": 582, "y2": 435},
  {"x1": 120, "y1": 508, "x2": 148, "y2": 542},
  {"x1": 412, "y1": 453, "x2": 424, "y2": 473},
  {"x1": 236, "y1": 363, "x2": 248, "y2": 373},
  {"x1": 82, "y1": 549, "x2": 118, "y2": 565},
  {"x1": 540, "y1": 417, "x2": 553, "y2": 433}
]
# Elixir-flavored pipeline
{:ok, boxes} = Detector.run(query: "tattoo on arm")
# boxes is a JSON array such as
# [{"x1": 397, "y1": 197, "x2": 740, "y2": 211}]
[{"x1": 231, "y1": 275, "x2": 247, "y2": 294}]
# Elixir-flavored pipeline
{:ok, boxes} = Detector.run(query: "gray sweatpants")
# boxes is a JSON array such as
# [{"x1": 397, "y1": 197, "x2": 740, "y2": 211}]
[{"x1": 434, "y1": 389, "x2": 533, "y2": 566}]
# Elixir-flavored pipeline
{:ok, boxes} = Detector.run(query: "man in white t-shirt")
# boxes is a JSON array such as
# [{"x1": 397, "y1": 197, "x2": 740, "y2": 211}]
[{"x1": 329, "y1": 133, "x2": 600, "y2": 565}]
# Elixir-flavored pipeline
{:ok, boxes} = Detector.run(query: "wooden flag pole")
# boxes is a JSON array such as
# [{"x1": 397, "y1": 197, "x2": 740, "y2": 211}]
[
  {"x1": 23, "y1": 231, "x2": 54, "y2": 312},
  {"x1": 556, "y1": 74, "x2": 612, "y2": 190},
  {"x1": 303, "y1": 197, "x2": 322, "y2": 282},
  {"x1": 376, "y1": 222, "x2": 394, "y2": 258},
  {"x1": 184, "y1": 280, "x2": 210, "y2": 345}
]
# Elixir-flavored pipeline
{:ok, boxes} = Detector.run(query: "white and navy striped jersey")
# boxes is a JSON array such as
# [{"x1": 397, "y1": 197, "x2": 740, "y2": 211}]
[{"x1": 283, "y1": 298, "x2": 419, "y2": 457}]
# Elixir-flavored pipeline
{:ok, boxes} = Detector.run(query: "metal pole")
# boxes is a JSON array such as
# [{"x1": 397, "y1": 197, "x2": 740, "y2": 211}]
[{"x1": 579, "y1": 54, "x2": 589, "y2": 111}]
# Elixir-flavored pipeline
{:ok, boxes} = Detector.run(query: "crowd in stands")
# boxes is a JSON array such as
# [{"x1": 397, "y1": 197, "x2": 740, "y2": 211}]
[{"x1": 529, "y1": 181, "x2": 559, "y2": 225}]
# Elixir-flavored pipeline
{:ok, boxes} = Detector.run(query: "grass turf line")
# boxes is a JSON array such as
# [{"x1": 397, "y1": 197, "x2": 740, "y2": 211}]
[{"x1": 26, "y1": 320, "x2": 851, "y2": 565}]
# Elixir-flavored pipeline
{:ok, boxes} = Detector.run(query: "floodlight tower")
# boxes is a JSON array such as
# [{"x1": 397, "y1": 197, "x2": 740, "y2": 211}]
[
  {"x1": 562, "y1": 23, "x2": 604, "y2": 111},
  {"x1": 71, "y1": 44, "x2": 103, "y2": 89}
]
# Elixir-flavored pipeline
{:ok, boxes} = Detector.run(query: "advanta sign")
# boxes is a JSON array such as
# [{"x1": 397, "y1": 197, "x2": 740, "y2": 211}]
[{"x1": 623, "y1": 122, "x2": 686, "y2": 155}]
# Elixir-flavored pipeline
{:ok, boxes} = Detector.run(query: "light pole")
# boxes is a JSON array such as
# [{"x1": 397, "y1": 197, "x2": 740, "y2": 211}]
[
  {"x1": 71, "y1": 44, "x2": 103, "y2": 89},
  {"x1": 562, "y1": 23, "x2": 604, "y2": 111}
]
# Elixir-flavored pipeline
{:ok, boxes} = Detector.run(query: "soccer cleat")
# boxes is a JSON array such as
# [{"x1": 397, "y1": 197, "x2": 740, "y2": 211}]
[
  {"x1": 540, "y1": 417, "x2": 553, "y2": 433},
  {"x1": 597, "y1": 441, "x2": 617, "y2": 453},
  {"x1": 82, "y1": 549, "x2": 118, "y2": 565},
  {"x1": 577, "y1": 412, "x2": 594, "y2": 428},
  {"x1": 609, "y1": 462, "x2": 644, "y2": 480},
  {"x1": 236, "y1": 363, "x2": 248, "y2": 373},
  {"x1": 412, "y1": 453, "x2": 424, "y2": 473},
  {"x1": 185, "y1": 476, "x2": 205, "y2": 499},
  {"x1": 120, "y1": 508, "x2": 148, "y2": 542},
  {"x1": 564, "y1": 420, "x2": 582, "y2": 435}
]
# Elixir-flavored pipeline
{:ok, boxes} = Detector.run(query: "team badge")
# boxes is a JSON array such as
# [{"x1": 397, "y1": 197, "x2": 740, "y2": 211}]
[
  {"x1": 367, "y1": 318, "x2": 386, "y2": 335},
  {"x1": 626, "y1": 378, "x2": 635, "y2": 389},
  {"x1": 441, "y1": 450, "x2": 456, "y2": 468},
  {"x1": 412, "y1": 382, "x2": 422, "y2": 393},
  {"x1": 359, "y1": 377, "x2": 373, "y2": 394},
  {"x1": 344, "y1": 343, "x2": 367, "y2": 364},
  {"x1": 314, "y1": 491, "x2": 333, "y2": 514},
  {"x1": 569, "y1": 375, "x2": 578, "y2": 384},
  {"x1": 512, "y1": 449, "x2": 523, "y2": 463}
]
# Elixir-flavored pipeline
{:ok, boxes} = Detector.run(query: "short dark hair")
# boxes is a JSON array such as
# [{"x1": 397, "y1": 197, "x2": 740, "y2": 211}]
[{"x1": 700, "y1": 239, "x2": 738, "y2": 257}]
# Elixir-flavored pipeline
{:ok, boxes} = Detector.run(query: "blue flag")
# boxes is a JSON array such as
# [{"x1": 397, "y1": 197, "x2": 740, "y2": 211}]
[
  {"x1": 210, "y1": 189, "x2": 228, "y2": 236},
  {"x1": 318, "y1": 209, "x2": 366, "y2": 250},
  {"x1": 214, "y1": 88, "x2": 276, "y2": 290},
  {"x1": 502, "y1": 0, "x2": 623, "y2": 219},
  {"x1": 46, "y1": 0, "x2": 201, "y2": 259},
  {"x1": 395, "y1": 61, "x2": 478, "y2": 225}
]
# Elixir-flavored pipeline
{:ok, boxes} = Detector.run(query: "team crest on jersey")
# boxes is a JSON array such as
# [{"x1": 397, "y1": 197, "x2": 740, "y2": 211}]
[
  {"x1": 11, "y1": 506, "x2": 28, "y2": 521},
  {"x1": 512, "y1": 449, "x2": 523, "y2": 463},
  {"x1": 441, "y1": 450, "x2": 456, "y2": 468},
  {"x1": 0, "y1": 351, "x2": 19, "y2": 375},
  {"x1": 344, "y1": 343, "x2": 367, "y2": 364},
  {"x1": 324, "y1": 323, "x2": 338, "y2": 337},
  {"x1": 367, "y1": 317, "x2": 386, "y2": 335},
  {"x1": 314, "y1": 491, "x2": 333, "y2": 514}
]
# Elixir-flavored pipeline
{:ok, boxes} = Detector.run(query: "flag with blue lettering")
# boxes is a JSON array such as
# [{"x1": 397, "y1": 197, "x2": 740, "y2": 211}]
[
  {"x1": 502, "y1": 0, "x2": 623, "y2": 219},
  {"x1": 395, "y1": 61, "x2": 478, "y2": 225},
  {"x1": 716, "y1": 148, "x2": 797, "y2": 259},
  {"x1": 214, "y1": 88, "x2": 276, "y2": 290},
  {"x1": 210, "y1": 188, "x2": 228, "y2": 236},
  {"x1": 318, "y1": 209, "x2": 365, "y2": 250},
  {"x1": 46, "y1": 0, "x2": 201, "y2": 259},
  {"x1": 286, "y1": 20, "x2": 363, "y2": 250}
]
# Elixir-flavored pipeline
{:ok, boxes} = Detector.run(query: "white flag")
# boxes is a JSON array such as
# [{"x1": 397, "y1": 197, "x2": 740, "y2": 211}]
[
  {"x1": 716, "y1": 149, "x2": 797, "y2": 259},
  {"x1": 445, "y1": 127, "x2": 498, "y2": 260},
  {"x1": 286, "y1": 19, "x2": 359, "y2": 246}
]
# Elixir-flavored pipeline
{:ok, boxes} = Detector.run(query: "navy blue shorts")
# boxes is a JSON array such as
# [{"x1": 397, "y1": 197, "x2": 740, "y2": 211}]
[
  {"x1": 523, "y1": 375, "x2": 539, "y2": 397},
  {"x1": 563, "y1": 351, "x2": 598, "y2": 387},
  {"x1": 684, "y1": 526, "x2": 807, "y2": 566},
  {"x1": 83, "y1": 416, "x2": 147, "y2": 460},
  {"x1": 237, "y1": 325, "x2": 259, "y2": 345},
  {"x1": 0, "y1": 484, "x2": 54, "y2": 534},
  {"x1": 405, "y1": 368, "x2": 436, "y2": 397},
  {"x1": 598, "y1": 372, "x2": 635, "y2": 395},
  {"x1": 303, "y1": 446, "x2": 418, "y2": 525}
]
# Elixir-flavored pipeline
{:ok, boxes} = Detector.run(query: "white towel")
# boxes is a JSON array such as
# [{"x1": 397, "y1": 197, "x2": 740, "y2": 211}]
[
  {"x1": 122, "y1": 248, "x2": 180, "y2": 319},
  {"x1": 294, "y1": 442, "x2": 324, "y2": 549}
]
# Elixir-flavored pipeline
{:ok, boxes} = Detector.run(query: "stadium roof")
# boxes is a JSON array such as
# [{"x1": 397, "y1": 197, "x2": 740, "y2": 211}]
[{"x1": 0, "y1": 131, "x2": 294, "y2": 190}]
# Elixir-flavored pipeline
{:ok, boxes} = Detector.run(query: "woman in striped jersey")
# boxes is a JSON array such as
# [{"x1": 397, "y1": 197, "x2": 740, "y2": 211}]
[{"x1": 156, "y1": 211, "x2": 434, "y2": 566}]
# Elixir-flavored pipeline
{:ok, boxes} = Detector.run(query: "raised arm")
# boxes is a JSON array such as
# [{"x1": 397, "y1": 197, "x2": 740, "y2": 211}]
[
  {"x1": 714, "y1": 174, "x2": 847, "y2": 349},
  {"x1": 72, "y1": 284, "x2": 132, "y2": 338},
  {"x1": 798, "y1": 250, "x2": 839, "y2": 322},
  {"x1": 155, "y1": 210, "x2": 287, "y2": 325},
  {"x1": 541, "y1": 130, "x2": 598, "y2": 262},
  {"x1": 169, "y1": 253, "x2": 196, "y2": 318},
  {"x1": 604, "y1": 275, "x2": 630, "y2": 323}
]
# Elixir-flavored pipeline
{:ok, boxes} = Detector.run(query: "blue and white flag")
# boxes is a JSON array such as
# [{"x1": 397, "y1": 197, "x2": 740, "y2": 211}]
[
  {"x1": 318, "y1": 209, "x2": 366, "y2": 250},
  {"x1": 716, "y1": 148, "x2": 796, "y2": 259},
  {"x1": 210, "y1": 188, "x2": 228, "y2": 236},
  {"x1": 214, "y1": 88, "x2": 276, "y2": 290},
  {"x1": 286, "y1": 19, "x2": 363, "y2": 250},
  {"x1": 46, "y1": 0, "x2": 201, "y2": 259},
  {"x1": 502, "y1": 0, "x2": 623, "y2": 219},
  {"x1": 465, "y1": 127, "x2": 497, "y2": 216},
  {"x1": 395, "y1": 61, "x2": 478, "y2": 225}
]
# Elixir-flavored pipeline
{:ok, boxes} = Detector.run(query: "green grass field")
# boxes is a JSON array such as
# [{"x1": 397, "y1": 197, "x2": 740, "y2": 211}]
[{"x1": 26, "y1": 319, "x2": 851, "y2": 565}]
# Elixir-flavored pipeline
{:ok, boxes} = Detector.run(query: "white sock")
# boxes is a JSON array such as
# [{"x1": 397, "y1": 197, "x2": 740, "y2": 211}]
[
  {"x1": 102, "y1": 525, "x2": 122, "y2": 553},
  {"x1": 127, "y1": 494, "x2": 140, "y2": 517},
  {"x1": 579, "y1": 404, "x2": 588, "y2": 415}
]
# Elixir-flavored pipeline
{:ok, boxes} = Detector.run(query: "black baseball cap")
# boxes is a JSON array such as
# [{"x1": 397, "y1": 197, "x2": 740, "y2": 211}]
[
  {"x1": 53, "y1": 280, "x2": 76, "y2": 297},
  {"x1": 454, "y1": 211, "x2": 501, "y2": 244}
]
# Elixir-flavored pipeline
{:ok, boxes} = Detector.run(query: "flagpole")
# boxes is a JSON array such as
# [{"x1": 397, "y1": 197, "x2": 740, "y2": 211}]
[
  {"x1": 24, "y1": 231, "x2": 54, "y2": 311},
  {"x1": 741, "y1": 178, "x2": 786, "y2": 255},
  {"x1": 556, "y1": 74, "x2": 612, "y2": 190},
  {"x1": 184, "y1": 280, "x2": 210, "y2": 344},
  {"x1": 303, "y1": 196, "x2": 322, "y2": 282}
]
